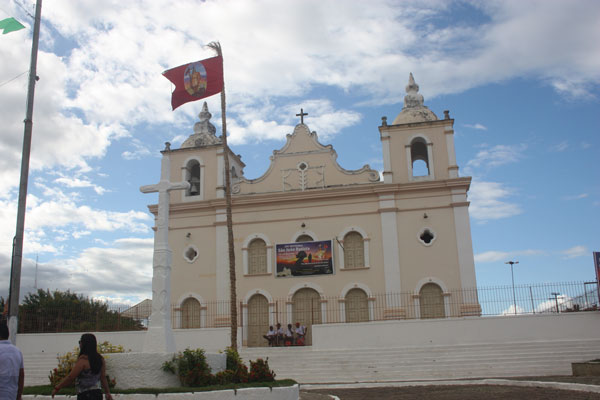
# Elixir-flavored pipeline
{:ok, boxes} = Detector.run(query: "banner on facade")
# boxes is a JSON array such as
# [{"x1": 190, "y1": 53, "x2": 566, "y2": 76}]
[{"x1": 276, "y1": 240, "x2": 334, "y2": 277}]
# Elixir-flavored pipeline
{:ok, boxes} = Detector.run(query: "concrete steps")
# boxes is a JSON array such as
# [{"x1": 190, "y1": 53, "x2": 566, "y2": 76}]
[
  {"x1": 23, "y1": 353, "x2": 58, "y2": 386},
  {"x1": 239, "y1": 339, "x2": 600, "y2": 383},
  {"x1": 24, "y1": 339, "x2": 600, "y2": 386}
]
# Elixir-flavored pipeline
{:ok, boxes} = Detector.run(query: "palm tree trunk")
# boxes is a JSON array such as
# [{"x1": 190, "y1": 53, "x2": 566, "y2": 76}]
[{"x1": 208, "y1": 42, "x2": 237, "y2": 350}]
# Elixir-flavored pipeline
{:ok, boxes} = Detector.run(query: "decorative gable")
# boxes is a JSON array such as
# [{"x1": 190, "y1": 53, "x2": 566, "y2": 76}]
[{"x1": 233, "y1": 124, "x2": 379, "y2": 195}]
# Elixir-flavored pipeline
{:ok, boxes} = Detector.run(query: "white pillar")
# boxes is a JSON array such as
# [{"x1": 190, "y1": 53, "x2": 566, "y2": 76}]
[
  {"x1": 379, "y1": 194, "x2": 402, "y2": 294},
  {"x1": 140, "y1": 144, "x2": 190, "y2": 353}
]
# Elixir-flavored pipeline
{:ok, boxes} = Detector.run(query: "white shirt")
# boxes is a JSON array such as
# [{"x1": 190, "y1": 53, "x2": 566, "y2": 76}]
[
  {"x1": 266, "y1": 329, "x2": 275, "y2": 336},
  {"x1": 295, "y1": 325, "x2": 306, "y2": 336},
  {"x1": 0, "y1": 339, "x2": 24, "y2": 400}
]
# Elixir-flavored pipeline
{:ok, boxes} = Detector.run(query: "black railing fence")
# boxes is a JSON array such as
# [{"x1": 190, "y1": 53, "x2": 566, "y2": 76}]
[{"x1": 12, "y1": 281, "x2": 598, "y2": 334}]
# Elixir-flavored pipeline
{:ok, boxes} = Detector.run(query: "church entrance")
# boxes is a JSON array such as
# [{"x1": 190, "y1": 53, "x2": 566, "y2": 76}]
[
  {"x1": 292, "y1": 288, "x2": 321, "y2": 346},
  {"x1": 345, "y1": 288, "x2": 369, "y2": 322},
  {"x1": 181, "y1": 297, "x2": 201, "y2": 328},
  {"x1": 247, "y1": 294, "x2": 269, "y2": 347},
  {"x1": 420, "y1": 283, "x2": 445, "y2": 319}
]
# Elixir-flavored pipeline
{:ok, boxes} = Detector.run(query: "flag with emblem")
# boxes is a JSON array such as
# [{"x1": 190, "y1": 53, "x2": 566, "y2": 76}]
[{"x1": 163, "y1": 55, "x2": 224, "y2": 110}]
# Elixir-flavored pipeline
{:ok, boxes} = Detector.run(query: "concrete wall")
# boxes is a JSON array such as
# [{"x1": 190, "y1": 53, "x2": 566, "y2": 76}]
[
  {"x1": 27, "y1": 385, "x2": 299, "y2": 400},
  {"x1": 16, "y1": 328, "x2": 233, "y2": 355},
  {"x1": 17, "y1": 312, "x2": 600, "y2": 355},
  {"x1": 312, "y1": 312, "x2": 600, "y2": 350}
]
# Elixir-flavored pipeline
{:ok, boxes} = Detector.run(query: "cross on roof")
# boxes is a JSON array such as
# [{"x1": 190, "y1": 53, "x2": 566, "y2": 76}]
[{"x1": 296, "y1": 108, "x2": 308, "y2": 124}]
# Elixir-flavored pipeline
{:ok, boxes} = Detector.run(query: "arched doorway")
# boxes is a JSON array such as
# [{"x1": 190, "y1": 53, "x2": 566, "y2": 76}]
[
  {"x1": 247, "y1": 294, "x2": 270, "y2": 347},
  {"x1": 181, "y1": 297, "x2": 201, "y2": 328},
  {"x1": 292, "y1": 288, "x2": 321, "y2": 346},
  {"x1": 345, "y1": 288, "x2": 369, "y2": 322},
  {"x1": 420, "y1": 283, "x2": 445, "y2": 319}
]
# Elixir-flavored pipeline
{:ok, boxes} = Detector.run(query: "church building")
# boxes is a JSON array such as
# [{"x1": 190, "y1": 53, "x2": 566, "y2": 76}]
[{"x1": 147, "y1": 74, "x2": 480, "y2": 346}]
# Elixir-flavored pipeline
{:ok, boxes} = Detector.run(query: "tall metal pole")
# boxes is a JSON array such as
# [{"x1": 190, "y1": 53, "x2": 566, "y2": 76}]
[
  {"x1": 505, "y1": 261, "x2": 518, "y2": 315},
  {"x1": 8, "y1": 0, "x2": 43, "y2": 344}
]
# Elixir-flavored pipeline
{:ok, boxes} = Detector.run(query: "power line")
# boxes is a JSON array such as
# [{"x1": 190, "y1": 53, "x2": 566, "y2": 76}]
[
  {"x1": 12, "y1": 0, "x2": 34, "y2": 19},
  {"x1": 0, "y1": 70, "x2": 28, "y2": 88}
]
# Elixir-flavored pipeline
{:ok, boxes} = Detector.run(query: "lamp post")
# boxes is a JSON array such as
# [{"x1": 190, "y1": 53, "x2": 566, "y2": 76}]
[{"x1": 505, "y1": 261, "x2": 519, "y2": 315}]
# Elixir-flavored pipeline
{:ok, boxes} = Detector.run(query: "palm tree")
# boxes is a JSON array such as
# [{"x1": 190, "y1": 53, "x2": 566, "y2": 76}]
[{"x1": 207, "y1": 41, "x2": 237, "y2": 350}]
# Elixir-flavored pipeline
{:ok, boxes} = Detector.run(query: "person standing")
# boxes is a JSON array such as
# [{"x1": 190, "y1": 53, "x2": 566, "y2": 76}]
[
  {"x1": 0, "y1": 321, "x2": 24, "y2": 400},
  {"x1": 52, "y1": 333, "x2": 113, "y2": 400}
]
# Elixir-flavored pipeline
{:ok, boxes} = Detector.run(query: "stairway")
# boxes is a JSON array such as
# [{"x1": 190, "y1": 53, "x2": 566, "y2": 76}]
[
  {"x1": 23, "y1": 352, "x2": 58, "y2": 386},
  {"x1": 239, "y1": 339, "x2": 600, "y2": 384},
  {"x1": 24, "y1": 339, "x2": 600, "y2": 386}
]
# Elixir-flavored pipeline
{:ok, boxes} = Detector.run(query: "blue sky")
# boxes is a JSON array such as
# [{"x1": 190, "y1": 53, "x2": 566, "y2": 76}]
[{"x1": 0, "y1": 0, "x2": 598, "y2": 306}]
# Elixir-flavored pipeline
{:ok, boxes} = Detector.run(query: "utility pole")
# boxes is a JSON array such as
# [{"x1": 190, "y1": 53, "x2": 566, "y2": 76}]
[
  {"x1": 550, "y1": 292, "x2": 560, "y2": 313},
  {"x1": 505, "y1": 261, "x2": 519, "y2": 315},
  {"x1": 8, "y1": 0, "x2": 42, "y2": 344}
]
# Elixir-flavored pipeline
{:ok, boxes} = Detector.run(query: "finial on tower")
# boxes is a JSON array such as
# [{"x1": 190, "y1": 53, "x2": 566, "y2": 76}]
[
  {"x1": 180, "y1": 102, "x2": 222, "y2": 148},
  {"x1": 403, "y1": 72, "x2": 425, "y2": 109},
  {"x1": 391, "y1": 73, "x2": 438, "y2": 124}
]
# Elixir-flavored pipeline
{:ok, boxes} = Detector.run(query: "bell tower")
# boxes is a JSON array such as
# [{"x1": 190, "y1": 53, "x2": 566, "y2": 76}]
[{"x1": 379, "y1": 73, "x2": 459, "y2": 184}]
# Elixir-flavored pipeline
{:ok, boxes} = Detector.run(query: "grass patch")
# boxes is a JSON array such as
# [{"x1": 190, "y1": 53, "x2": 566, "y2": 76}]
[{"x1": 24, "y1": 380, "x2": 297, "y2": 395}]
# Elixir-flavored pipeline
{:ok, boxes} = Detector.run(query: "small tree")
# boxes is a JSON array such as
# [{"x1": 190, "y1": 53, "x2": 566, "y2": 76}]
[{"x1": 19, "y1": 289, "x2": 144, "y2": 332}]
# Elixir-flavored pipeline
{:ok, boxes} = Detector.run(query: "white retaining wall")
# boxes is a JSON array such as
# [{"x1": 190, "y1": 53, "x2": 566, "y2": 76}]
[
  {"x1": 17, "y1": 328, "x2": 235, "y2": 355},
  {"x1": 312, "y1": 312, "x2": 600, "y2": 349},
  {"x1": 25, "y1": 385, "x2": 299, "y2": 400},
  {"x1": 16, "y1": 313, "x2": 600, "y2": 355}
]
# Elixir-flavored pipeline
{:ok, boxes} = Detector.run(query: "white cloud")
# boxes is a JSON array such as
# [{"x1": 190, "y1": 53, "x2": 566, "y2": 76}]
[
  {"x1": 468, "y1": 180, "x2": 522, "y2": 222},
  {"x1": 562, "y1": 193, "x2": 588, "y2": 201},
  {"x1": 535, "y1": 295, "x2": 573, "y2": 313},
  {"x1": 561, "y1": 245, "x2": 587, "y2": 259},
  {"x1": 551, "y1": 141, "x2": 569, "y2": 152},
  {"x1": 464, "y1": 144, "x2": 527, "y2": 176},
  {"x1": 0, "y1": 237, "x2": 154, "y2": 305},
  {"x1": 54, "y1": 175, "x2": 107, "y2": 195},
  {"x1": 501, "y1": 304, "x2": 527, "y2": 316},
  {"x1": 464, "y1": 123, "x2": 488, "y2": 130},
  {"x1": 475, "y1": 249, "x2": 544, "y2": 263},
  {"x1": 122, "y1": 138, "x2": 152, "y2": 160}
]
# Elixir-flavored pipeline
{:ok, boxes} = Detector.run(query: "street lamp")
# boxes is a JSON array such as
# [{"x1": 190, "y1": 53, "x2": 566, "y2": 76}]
[{"x1": 505, "y1": 261, "x2": 519, "y2": 315}]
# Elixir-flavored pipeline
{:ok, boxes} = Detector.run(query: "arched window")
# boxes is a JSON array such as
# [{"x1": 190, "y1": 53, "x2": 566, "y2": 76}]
[
  {"x1": 343, "y1": 231, "x2": 364, "y2": 269},
  {"x1": 185, "y1": 160, "x2": 201, "y2": 196},
  {"x1": 181, "y1": 297, "x2": 201, "y2": 328},
  {"x1": 419, "y1": 283, "x2": 445, "y2": 319},
  {"x1": 410, "y1": 138, "x2": 430, "y2": 177},
  {"x1": 345, "y1": 288, "x2": 369, "y2": 322},
  {"x1": 248, "y1": 238, "x2": 267, "y2": 275},
  {"x1": 296, "y1": 234, "x2": 313, "y2": 243}
]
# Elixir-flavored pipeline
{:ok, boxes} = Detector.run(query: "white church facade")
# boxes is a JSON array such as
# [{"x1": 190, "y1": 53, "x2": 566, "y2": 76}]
[{"x1": 146, "y1": 75, "x2": 480, "y2": 346}]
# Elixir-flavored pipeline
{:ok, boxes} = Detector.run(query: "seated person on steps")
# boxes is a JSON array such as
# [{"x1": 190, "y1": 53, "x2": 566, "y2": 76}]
[
  {"x1": 284, "y1": 324, "x2": 294, "y2": 346},
  {"x1": 263, "y1": 325, "x2": 276, "y2": 346}
]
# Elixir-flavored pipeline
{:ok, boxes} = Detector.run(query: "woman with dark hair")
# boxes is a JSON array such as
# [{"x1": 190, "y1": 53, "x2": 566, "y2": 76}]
[{"x1": 52, "y1": 333, "x2": 113, "y2": 400}]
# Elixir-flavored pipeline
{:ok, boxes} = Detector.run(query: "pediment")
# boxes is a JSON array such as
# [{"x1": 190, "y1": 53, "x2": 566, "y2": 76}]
[{"x1": 233, "y1": 124, "x2": 379, "y2": 195}]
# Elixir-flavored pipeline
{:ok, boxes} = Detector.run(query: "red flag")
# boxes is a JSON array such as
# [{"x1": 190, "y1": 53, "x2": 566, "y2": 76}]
[{"x1": 163, "y1": 56, "x2": 223, "y2": 110}]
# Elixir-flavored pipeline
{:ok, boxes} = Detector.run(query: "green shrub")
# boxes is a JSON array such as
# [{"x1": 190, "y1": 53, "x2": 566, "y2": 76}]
[
  {"x1": 162, "y1": 348, "x2": 214, "y2": 387},
  {"x1": 49, "y1": 341, "x2": 123, "y2": 387},
  {"x1": 224, "y1": 347, "x2": 243, "y2": 371},
  {"x1": 248, "y1": 358, "x2": 275, "y2": 382}
]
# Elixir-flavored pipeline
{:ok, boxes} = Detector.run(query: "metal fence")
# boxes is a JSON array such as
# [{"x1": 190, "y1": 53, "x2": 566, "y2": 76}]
[
  {"x1": 11, "y1": 281, "x2": 599, "y2": 334},
  {"x1": 173, "y1": 281, "x2": 599, "y2": 331}
]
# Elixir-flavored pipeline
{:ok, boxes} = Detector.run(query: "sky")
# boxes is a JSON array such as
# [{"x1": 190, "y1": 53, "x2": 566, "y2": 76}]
[{"x1": 0, "y1": 0, "x2": 599, "y2": 308}]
